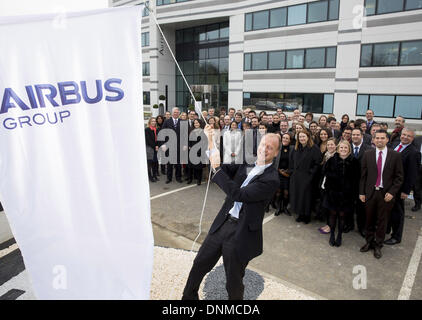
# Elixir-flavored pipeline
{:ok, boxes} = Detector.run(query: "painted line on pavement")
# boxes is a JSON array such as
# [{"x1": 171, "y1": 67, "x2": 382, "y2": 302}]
[
  {"x1": 150, "y1": 184, "x2": 198, "y2": 200},
  {"x1": 263, "y1": 213, "x2": 276, "y2": 225},
  {"x1": 0, "y1": 243, "x2": 18, "y2": 259},
  {"x1": 398, "y1": 226, "x2": 422, "y2": 300}
]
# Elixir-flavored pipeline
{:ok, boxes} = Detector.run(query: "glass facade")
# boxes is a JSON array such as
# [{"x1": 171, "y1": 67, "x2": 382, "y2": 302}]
[
  {"x1": 157, "y1": 0, "x2": 192, "y2": 5},
  {"x1": 365, "y1": 0, "x2": 422, "y2": 15},
  {"x1": 243, "y1": 92, "x2": 334, "y2": 114},
  {"x1": 245, "y1": 0, "x2": 339, "y2": 32},
  {"x1": 141, "y1": 32, "x2": 150, "y2": 47},
  {"x1": 360, "y1": 40, "x2": 422, "y2": 67},
  {"x1": 142, "y1": 62, "x2": 150, "y2": 76},
  {"x1": 244, "y1": 47, "x2": 336, "y2": 71},
  {"x1": 175, "y1": 22, "x2": 229, "y2": 111},
  {"x1": 357, "y1": 94, "x2": 422, "y2": 119}
]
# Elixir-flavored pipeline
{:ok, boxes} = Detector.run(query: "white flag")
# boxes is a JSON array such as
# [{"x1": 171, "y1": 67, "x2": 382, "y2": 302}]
[{"x1": 0, "y1": 7, "x2": 154, "y2": 299}]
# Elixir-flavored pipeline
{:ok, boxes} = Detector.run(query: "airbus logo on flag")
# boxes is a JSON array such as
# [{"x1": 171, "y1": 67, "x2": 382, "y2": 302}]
[{"x1": 1, "y1": 78, "x2": 124, "y2": 130}]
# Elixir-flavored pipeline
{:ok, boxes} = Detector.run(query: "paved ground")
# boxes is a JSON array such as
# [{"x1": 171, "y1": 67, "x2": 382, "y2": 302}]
[{"x1": 1, "y1": 173, "x2": 422, "y2": 300}]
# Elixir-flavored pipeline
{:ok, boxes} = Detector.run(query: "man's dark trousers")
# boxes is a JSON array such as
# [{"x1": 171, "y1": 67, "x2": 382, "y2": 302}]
[
  {"x1": 182, "y1": 216, "x2": 248, "y2": 300},
  {"x1": 365, "y1": 189, "x2": 395, "y2": 247}
]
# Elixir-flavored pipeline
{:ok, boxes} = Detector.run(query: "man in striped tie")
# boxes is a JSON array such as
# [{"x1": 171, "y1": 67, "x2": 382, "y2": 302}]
[{"x1": 359, "y1": 129, "x2": 404, "y2": 259}]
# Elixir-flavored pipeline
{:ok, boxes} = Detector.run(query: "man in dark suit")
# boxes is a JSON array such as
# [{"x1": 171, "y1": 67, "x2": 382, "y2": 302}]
[
  {"x1": 345, "y1": 128, "x2": 371, "y2": 235},
  {"x1": 182, "y1": 132, "x2": 280, "y2": 300},
  {"x1": 412, "y1": 135, "x2": 422, "y2": 212},
  {"x1": 327, "y1": 116, "x2": 341, "y2": 139},
  {"x1": 365, "y1": 109, "x2": 376, "y2": 135},
  {"x1": 161, "y1": 107, "x2": 183, "y2": 184},
  {"x1": 385, "y1": 128, "x2": 419, "y2": 245},
  {"x1": 359, "y1": 129, "x2": 403, "y2": 259}
]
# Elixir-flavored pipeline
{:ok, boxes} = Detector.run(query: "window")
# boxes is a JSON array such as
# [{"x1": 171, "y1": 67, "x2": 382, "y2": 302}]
[
  {"x1": 306, "y1": 48, "x2": 326, "y2": 68},
  {"x1": 326, "y1": 47, "x2": 337, "y2": 67},
  {"x1": 360, "y1": 44, "x2": 373, "y2": 67},
  {"x1": 142, "y1": 62, "x2": 150, "y2": 76},
  {"x1": 400, "y1": 40, "x2": 422, "y2": 65},
  {"x1": 369, "y1": 95, "x2": 395, "y2": 117},
  {"x1": 268, "y1": 51, "x2": 285, "y2": 70},
  {"x1": 328, "y1": 0, "x2": 340, "y2": 20},
  {"x1": 288, "y1": 4, "x2": 307, "y2": 26},
  {"x1": 244, "y1": 53, "x2": 251, "y2": 71},
  {"x1": 357, "y1": 94, "x2": 422, "y2": 119},
  {"x1": 270, "y1": 7, "x2": 287, "y2": 28},
  {"x1": 395, "y1": 96, "x2": 422, "y2": 118},
  {"x1": 219, "y1": 58, "x2": 229, "y2": 73},
  {"x1": 323, "y1": 94, "x2": 334, "y2": 113},
  {"x1": 206, "y1": 24, "x2": 219, "y2": 41},
  {"x1": 244, "y1": 46, "x2": 336, "y2": 71},
  {"x1": 245, "y1": 13, "x2": 253, "y2": 31},
  {"x1": 220, "y1": 22, "x2": 229, "y2": 39},
  {"x1": 406, "y1": 0, "x2": 422, "y2": 10},
  {"x1": 365, "y1": 0, "x2": 422, "y2": 15},
  {"x1": 365, "y1": 0, "x2": 377, "y2": 15},
  {"x1": 308, "y1": 0, "x2": 328, "y2": 23},
  {"x1": 373, "y1": 42, "x2": 399, "y2": 66},
  {"x1": 286, "y1": 50, "x2": 304, "y2": 69},
  {"x1": 143, "y1": 91, "x2": 150, "y2": 105},
  {"x1": 141, "y1": 32, "x2": 150, "y2": 47},
  {"x1": 357, "y1": 95, "x2": 369, "y2": 115},
  {"x1": 377, "y1": 0, "x2": 404, "y2": 14},
  {"x1": 252, "y1": 52, "x2": 268, "y2": 70},
  {"x1": 245, "y1": 0, "x2": 339, "y2": 32},
  {"x1": 253, "y1": 11, "x2": 269, "y2": 30},
  {"x1": 243, "y1": 92, "x2": 334, "y2": 114}
]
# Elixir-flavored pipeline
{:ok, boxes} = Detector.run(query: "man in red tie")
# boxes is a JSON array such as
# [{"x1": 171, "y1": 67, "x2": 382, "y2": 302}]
[{"x1": 359, "y1": 130, "x2": 403, "y2": 259}]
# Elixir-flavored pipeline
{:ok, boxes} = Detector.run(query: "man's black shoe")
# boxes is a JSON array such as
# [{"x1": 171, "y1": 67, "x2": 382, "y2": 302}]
[
  {"x1": 187, "y1": 179, "x2": 193, "y2": 184},
  {"x1": 296, "y1": 216, "x2": 303, "y2": 223},
  {"x1": 360, "y1": 242, "x2": 372, "y2": 252},
  {"x1": 384, "y1": 237, "x2": 400, "y2": 245},
  {"x1": 374, "y1": 246, "x2": 382, "y2": 259},
  {"x1": 359, "y1": 230, "x2": 366, "y2": 238},
  {"x1": 176, "y1": 178, "x2": 183, "y2": 183},
  {"x1": 411, "y1": 204, "x2": 421, "y2": 212},
  {"x1": 165, "y1": 180, "x2": 172, "y2": 184}
]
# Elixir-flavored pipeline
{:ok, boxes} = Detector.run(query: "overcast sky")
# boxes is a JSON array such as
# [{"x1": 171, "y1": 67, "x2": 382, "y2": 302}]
[{"x1": 0, "y1": 0, "x2": 109, "y2": 17}]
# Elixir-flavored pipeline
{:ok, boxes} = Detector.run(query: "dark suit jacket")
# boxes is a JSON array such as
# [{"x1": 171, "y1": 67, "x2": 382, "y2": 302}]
[
  {"x1": 366, "y1": 120, "x2": 377, "y2": 135},
  {"x1": 391, "y1": 142, "x2": 419, "y2": 195},
  {"x1": 359, "y1": 148, "x2": 404, "y2": 201},
  {"x1": 353, "y1": 142, "x2": 371, "y2": 164},
  {"x1": 210, "y1": 164, "x2": 280, "y2": 262},
  {"x1": 363, "y1": 133, "x2": 373, "y2": 147}
]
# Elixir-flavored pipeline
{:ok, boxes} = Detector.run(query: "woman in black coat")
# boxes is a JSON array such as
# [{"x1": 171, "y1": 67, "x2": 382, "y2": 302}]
[
  {"x1": 289, "y1": 131, "x2": 322, "y2": 224},
  {"x1": 275, "y1": 133, "x2": 294, "y2": 216},
  {"x1": 145, "y1": 117, "x2": 159, "y2": 182},
  {"x1": 187, "y1": 119, "x2": 207, "y2": 185},
  {"x1": 322, "y1": 140, "x2": 360, "y2": 247}
]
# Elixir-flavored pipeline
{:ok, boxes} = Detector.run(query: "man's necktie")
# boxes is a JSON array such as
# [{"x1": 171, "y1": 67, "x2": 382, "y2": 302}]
[
  {"x1": 375, "y1": 151, "x2": 383, "y2": 187},
  {"x1": 397, "y1": 144, "x2": 403, "y2": 152},
  {"x1": 354, "y1": 146, "x2": 359, "y2": 158}
]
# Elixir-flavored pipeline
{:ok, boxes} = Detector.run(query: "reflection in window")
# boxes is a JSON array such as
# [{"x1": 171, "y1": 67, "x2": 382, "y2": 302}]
[
  {"x1": 305, "y1": 48, "x2": 326, "y2": 68},
  {"x1": 357, "y1": 94, "x2": 422, "y2": 119},
  {"x1": 373, "y1": 42, "x2": 399, "y2": 66},
  {"x1": 252, "y1": 52, "x2": 268, "y2": 70},
  {"x1": 286, "y1": 50, "x2": 304, "y2": 69},
  {"x1": 328, "y1": 0, "x2": 340, "y2": 20},
  {"x1": 244, "y1": 53, "x2": 251, "y2": 71},
  {"x1": 377, "y1": 0, "x2": 404, "y2": 14},
  {"x1": 308, "y1": 0, "x2": 328, "y2": 23},
  {"x1": 268, "y1": 51, "x2": 285, "y2": 70},
  {"x1": 243, "y1": 92, "x2": 334, "y2": 114},
  {"x1": 400, "y1": 40, "x2": 422, "y2": 65},
  {"x1": 370, "y1": 95, "x2": 395, "y2": 117},
  {"x1": 270, "y1": 7, "x2": 287, "y2": 28},
  {"x1": 406, "y1": 0, "x2": 422, "y2": 10},
  {"x1": 395, "y1": 96, "x2": 422, "y2": 118},
  {"x1": 288, "y1": 4, "x2": 307, "y2": 26},
  {"x1": 326, "y1": 47, "x2": 337, "y2": 67},
  {"x1": 360, "y1": 44, "x2": 373, "y2": 66},
  {"x1": 253, "y1": 11, "x2": 270, "y2": 30}
]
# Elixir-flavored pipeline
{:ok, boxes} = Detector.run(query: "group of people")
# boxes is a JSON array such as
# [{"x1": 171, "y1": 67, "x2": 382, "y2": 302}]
[{"x1": 145, "y1": 106, "x2": 422, "y2": 260}]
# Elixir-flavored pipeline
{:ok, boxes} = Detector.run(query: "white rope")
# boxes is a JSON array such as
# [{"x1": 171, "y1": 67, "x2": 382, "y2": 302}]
[{"x1": 144, "y1": 2, "x2": 213, "y2": 299}]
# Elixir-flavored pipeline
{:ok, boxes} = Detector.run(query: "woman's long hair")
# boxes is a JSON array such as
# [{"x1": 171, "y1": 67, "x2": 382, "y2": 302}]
[{"x1": 295, "y1": 130, "x2": 314, "y2": 150}]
